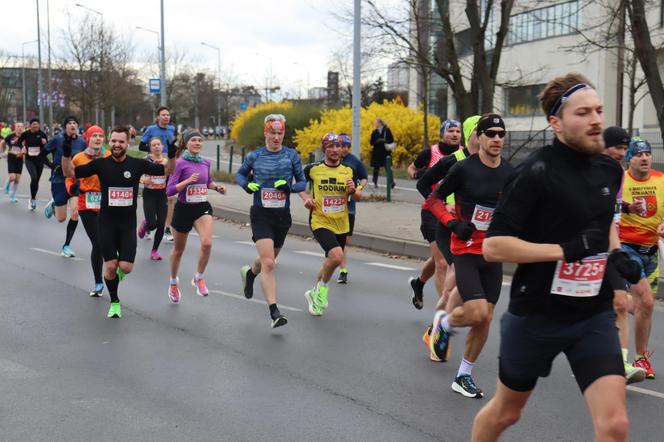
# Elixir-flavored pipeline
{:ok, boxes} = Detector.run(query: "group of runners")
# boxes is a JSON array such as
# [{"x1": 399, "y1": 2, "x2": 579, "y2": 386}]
[{"x1": 0, "y1": 71, "x2": 660, "y2": 441}]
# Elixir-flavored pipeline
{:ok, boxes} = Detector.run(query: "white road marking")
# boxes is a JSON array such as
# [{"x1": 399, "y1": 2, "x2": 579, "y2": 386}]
[
  {"x1": 235, "y1": 241, "x2": 255, "y2": 246},
  {"x1": 374, "y1": 184, "x2": 417, "y2": 193},
  {"x1": 627, "y1": 385, "x2": 664, "y2": 400},
  {"x1": 365, "y1": 262, "x2": 415, "y2": 271},
  {"x1": 209, "y1": 289, "x2": 303, "y2": 312},
  {"x1": 294, "y1": 250, "x2": 326, "y2": 258},
  {"x1": 190, "y1": 232, "x2": 220, "y2": 239},
  {"x1": 30, "y1": 247, "x2": 83, "y2": 261}
]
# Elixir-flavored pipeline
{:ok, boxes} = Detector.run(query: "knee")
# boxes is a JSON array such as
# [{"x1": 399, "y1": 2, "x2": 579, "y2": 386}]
[
  {"x1": 200, "y1": 239, "x2": 212, "y2": 252},
  {"x1": 596, "y1": 412, "x2": 628, "y2": 441},
  {"x1": 171, "y1": 247, "x2": 184, "y2": 258},
  {"x1": 469, "y1": 308, "x2": 491, "y2": 327},
  {"x1": 119, "y1": 262, "x2": 133, "y2": 274},
  {"x1": 496, "y1": 408, "x2": 522, "y2": 429},
  {"x1": 636, "y1": 291, "x2": 654, "y2": 312},
  {"x1": 613, "y1": 294, "x2": 629, "y2": 316},
  {"x1": 328, "y1": 250, "x2": 344, "y2": 267},
  {"x1": 105, "y1": 261, "x2": 117, "y2": 275},
  {"x1": 260, "y1": 257, "x2": 276, "y2": 273}
]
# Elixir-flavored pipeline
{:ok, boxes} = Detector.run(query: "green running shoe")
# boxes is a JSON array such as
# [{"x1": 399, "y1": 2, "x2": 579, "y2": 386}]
[
  {"x1": 107, "y1": 302, "x2": 122, "y2": 318},
  {"x1": 116, "y1": 267, "x2": 126, "y2": 282},
  {"x1": 304, "y1": 289, "x2": 321, "y2": 316},
  {"x1": 315, "y1": 283, "x2": 329, "y2": 310}
]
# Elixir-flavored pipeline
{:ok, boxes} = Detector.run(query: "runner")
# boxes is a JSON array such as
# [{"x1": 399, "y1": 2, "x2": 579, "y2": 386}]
[
  {"x1": 617, "y1": 137, "x2": 661, "y2": 379},
  {"x1": 166, "y1": 129, "x2": 225, "y2": 304},
  {"x1": 406, "y1": 119, "x2": 462, "y2": 310},
  {"x1": 236, "y1": 114, "x2": 309, "y2": 327},
  {"x1": 601, "y1": 127, "x2": 646, "y2": 384},
  {"x1": 18, "y1": 118, "x2": 50, "y2": 210},
  {"x1": 426, "y1": 114, "x2": 514, "y2": 398},
  {"x1": 62, "y1": 125, "x2": 111, "y2": 297},
  {"x1": 471, "y1": 73, "x2": 636, "y2": 441},
  {"x1": 63, "y1": 125, "x2": 175, "y2": 318},
  {"x1": 43, "y1": 116, "x2": 86, "y2": 258},
  {"x1": 138, "y1": 137, "x2": 170, "y2": 260},
  {"x1": 0, "y1": 123, "x2": 25, "y2": 203},
  {"x1": 303, "y1": 133, "x2": 361, "y2": 316},
  {"x1": 337, "y1": 132, "x2": 368, "y2": 284}
]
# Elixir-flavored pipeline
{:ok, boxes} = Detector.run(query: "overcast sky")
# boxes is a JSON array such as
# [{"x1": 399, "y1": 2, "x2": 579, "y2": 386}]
[{"x1": 0, "y1": 0, "x2": 380, "y2": 100}]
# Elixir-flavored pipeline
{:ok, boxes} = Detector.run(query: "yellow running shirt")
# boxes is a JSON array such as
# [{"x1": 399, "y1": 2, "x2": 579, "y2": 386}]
[
  {"x1": 304, "y1": 161, "x2": 357, "y2": 234},
  {"x1": 619, "y1": 169, "x2": 664, "y2": 246}
]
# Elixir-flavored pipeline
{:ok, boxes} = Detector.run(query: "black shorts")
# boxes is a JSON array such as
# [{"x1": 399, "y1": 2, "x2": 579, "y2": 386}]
[
  {"x1": 498, "y1": 309, "x2": 623, "y2": 393},
  {"x1": 171, "y1": 201, "x2": 213, "y2": 233},
  {"x1": 313, "y1": 228, "x2": 347, "y2": 256},
  {"x1": 348, "y1": 213, "x2": 356, "y2": 236},
  {"x1": 7, "y1": 155, "x2": 23, "y2": 174},
  {"x1": 454, "y1": 253, "x2": 502, "y2": 304},
  {"x1": 435, "y1": 223, "x2": 454, "y2": 265},
  {"x1": 98, "y1": 215, "x2": 137, "y2": 263},
  {"x1": 250, "y1": 205, "x2": 292, "y2": 249},
  {"x1": 420, "y1": 209, "x2": 438, "y2": 243}
]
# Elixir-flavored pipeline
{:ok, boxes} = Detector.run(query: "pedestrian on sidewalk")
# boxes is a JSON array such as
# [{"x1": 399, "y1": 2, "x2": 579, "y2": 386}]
[{"x1": 369, "y1": 118, "x2": 395, "y2": 189}]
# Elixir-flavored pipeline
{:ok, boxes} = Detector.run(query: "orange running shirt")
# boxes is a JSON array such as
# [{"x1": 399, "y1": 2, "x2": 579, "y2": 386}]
[
  {"x1": 70, "y1": 149, "x2": 111, "y2": 212},
  {"x1": 619, "y1": 169, "x2": 664, "y2": 246}
]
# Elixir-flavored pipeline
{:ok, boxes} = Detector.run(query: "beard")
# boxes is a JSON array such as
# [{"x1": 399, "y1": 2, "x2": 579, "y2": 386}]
[
  {"x1": 562, "y1": 127, "x2": 604, "y2": 156},
  {"x1": 111, "y1": 147, "x2": 127, "y2": 158}
]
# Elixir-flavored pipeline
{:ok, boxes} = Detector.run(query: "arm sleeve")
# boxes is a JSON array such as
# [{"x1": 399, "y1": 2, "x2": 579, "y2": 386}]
[
  {"x1": 144, "y1": 159, "x2": 165, "y2": 176},
  {"x1": 290, "y1": 152, "x2": 307, "y2": 193},
  {"x1": 166, "y1": 161, "x2": 182, "y2": 197},
  {"x1": 486, "y1": 164, "x2": 539, "y2": 238},
  {"x1": 235, "y1": 151, "x2": 255, "y2": 188},
  {"x1": 369, "y1": 130, "x2": 377, "y2": 146},
  {"x1": 75, "y1": 158, "x2": 99, "y2": 178},
  {"x1": 416, "y1": 156, "x2": 454, "y2": 198},
  {"x1": 207, "y1": 162, "x2": 213, "y2": 186},
  {"x1": 45, "y1": 136, "x2": 60, "y2": 153},
  {"x1": 427, "y1": 162, "x2": 465, "y2": 225},
  {"x1": 413, "y1": 150, "x2": 431, "y2": 169}
]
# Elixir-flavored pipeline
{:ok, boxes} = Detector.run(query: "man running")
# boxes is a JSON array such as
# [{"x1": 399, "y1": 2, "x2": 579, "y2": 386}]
[
  {"x1": 18, "y1": 118, "x2": 50, "y2": 210},
  {"x1": 0, "y1": 123, "x2": 25, "y2": 203},
  {"x1": 337, "y1": 132, "x2": 368, "y2": 283},
  {"x1": 236, "y1": 114, "x2": 309, "y2": 328},
  {"x1": 303, "y1": 133, "x2": 361, "y2": 316},
  {"x1": 44, "y1": 116, "x2": 86, "y2": 257},
  {"x1": 407, "y1": 120, "x2": 462, "y2": 310},
  {"x1": 63, "y1": 125, "x2": 175, "y2": 318},
  {"x1": 617, "y1": 137, "x2": 661, "y2": 379},
  {"x1": 472, "y1": 73, "x2": 637, "y2": 441},
  {"x1": 427, "y1": 114, "x2": 514, "y2": 398}
]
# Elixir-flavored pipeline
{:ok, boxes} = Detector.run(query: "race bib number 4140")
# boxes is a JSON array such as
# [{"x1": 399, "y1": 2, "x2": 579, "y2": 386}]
[
  {"x1": 108, "y1": 187, "x2": 133, "y2": 207},
  {"x1": 551, "y1": 254, "x2": 608, "y2": 298}
]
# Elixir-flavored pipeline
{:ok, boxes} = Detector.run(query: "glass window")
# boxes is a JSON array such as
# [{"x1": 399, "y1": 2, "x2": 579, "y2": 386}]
[{"x1": 506, "y1": 84, "x2": 546, "y2": 117}]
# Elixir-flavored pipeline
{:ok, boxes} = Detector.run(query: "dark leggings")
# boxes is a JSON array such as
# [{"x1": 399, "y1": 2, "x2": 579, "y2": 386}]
[
  {"x1": 79, "y1": 210, "x2": 103, "y2": 284},
  {"x1": 143, "y1": 188, "x2": 167, "y2": 251},
  {"x1": 25, "y1": 158, "x2": 44, "y2": 199}
]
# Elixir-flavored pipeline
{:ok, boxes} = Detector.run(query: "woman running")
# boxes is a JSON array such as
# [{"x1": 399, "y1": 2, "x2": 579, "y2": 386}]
[
  {"x1": 138, "y1": 137, "x2": 169, "y2": 260},
  {"x1": 1, "y1": 123, "x2": 25, "y2": 203},
  {"x1": 166, "y1": 130, "x2": 226, "y2": 303}
]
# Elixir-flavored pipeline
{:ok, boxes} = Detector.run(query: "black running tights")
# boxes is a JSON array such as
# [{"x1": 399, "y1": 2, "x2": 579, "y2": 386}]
[
  {"x1": 143, "y1": 188, "x2": 167, "y2": 251},
  {"x1": 25, "y1": 158, "x2": 44, "y2": 199},
  {"x1": 79, "y1": 210, "x2": 103, "y2": 284}
]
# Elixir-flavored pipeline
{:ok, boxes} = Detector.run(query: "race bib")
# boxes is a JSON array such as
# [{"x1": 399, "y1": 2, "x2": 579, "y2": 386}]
[
  {"x1": 85, "y1": 192, "x2": 101, "y2": 210},
  {"x1": 186, "y1": 184, "x2": 208, "y2": 203},
  {"x1": 322, "y1": 195, "x2": 346, "y2": 214},
  {"x1": 551, "y1": 254, "x2": 608, "y2": 298},
  {"x1": 108, "y1": 187, "x2": 133, "y2": 207},
  {"x1": 10, "y1": 146, "x2": 21, "y2": 155},
  {"x1": 27, "y1": 146, "x2": 40, "y2": 156},
  {"x1": 149, "y1": 176, "x2": 166, "y2": 189},
  {"x1": 261, "y1": 188, "x2": 286, "y2": 208},
  {"x1": 471, "y1": 204, "x2": 495, "y2": 231}
]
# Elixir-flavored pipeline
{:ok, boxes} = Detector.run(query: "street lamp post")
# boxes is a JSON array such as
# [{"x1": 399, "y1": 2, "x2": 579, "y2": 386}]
[
  {"x1": 160, "y1": 0, "x2": 167, "y2": 107},
  {"x1": 201, "y1": 42, "x2": 222, "y2": 130},
  {"x1": 36, "y1": 0, "x2": 44, "y2": 124},
  {"x1": 75, "y1": 3, "x2": 103, "y2": 125},
  {"x1": 47, "y1": 0, "x2": 53, "y2": 129},
  {"x1": 22, "y1": 40, "x2": 38, "y2": 124},
  {"x1": 137, "y1": 26, "x2": 166, "y2": 108}
]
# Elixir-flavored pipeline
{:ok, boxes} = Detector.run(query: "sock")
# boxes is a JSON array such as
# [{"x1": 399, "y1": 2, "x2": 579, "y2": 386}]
[
  {"x1": 104, "y1": 276, "x2": 120, "y2": 303},
  {"x1": 246, "y1": 267, "x2": 257, "y2": 283},
  {"x1": 170, "y1": 277, "x2": 178, "y2": 285},
  {"x1": 413, "y1": 277, "x2": 425, "y2": 289},
  {"x1": 10, "y1": 182, "x2": 17, "y2": 196},
  {"x1": 441, "y1": 314, "x2": 452, "y2": 332},
  {"x1": 64, "y1": 219, "x2": 78, "y2": 246},
  {"x1": 636, "y1": 353, "x2": 645, "y2": 361},
  {"x1": 457, "y1": 358, "x2": 475, "y2": 377},
  {"x1": 622, "y1": 348, "x2": 629, "y2": 364},
  {"x1": 317, "y1": 281, "x2": 328, "y2": 289},
  {"x1": 269, "y1": 303, "x2": 280, "y2": 319},
  {"x1": 339, "y1": 267, "x2": 348, "y2": 273},
  {"x1": 195, "y1": 272, "x2": 204, "y2": 281}
]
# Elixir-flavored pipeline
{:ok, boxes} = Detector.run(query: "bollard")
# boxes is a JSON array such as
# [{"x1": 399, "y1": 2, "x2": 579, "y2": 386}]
[
  {"x1": 385, "y1": 155, "x2": 393, "y2": 202},
  {"x1": 216, "y1": 144, "x2": 220, "y2": 171},
  {"x1": 228, "y1": 145, "x2": 234, "y2": 174},
  {"x1": 241, "y1": 146, "x2": 246, "y2": 164}
]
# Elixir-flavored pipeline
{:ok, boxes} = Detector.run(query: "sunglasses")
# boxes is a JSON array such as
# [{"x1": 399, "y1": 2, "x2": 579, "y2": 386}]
[{"x1": 482, "y1": 129, "x2": 506, "y2": 139}]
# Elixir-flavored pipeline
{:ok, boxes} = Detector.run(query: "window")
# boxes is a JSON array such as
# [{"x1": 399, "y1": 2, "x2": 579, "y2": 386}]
[
  {"x1": 507, "y1": 1, "x2": 580, "y2": 46},
  {"x1": 506, "y1": 84, "x2": 546, "y2": 117}
]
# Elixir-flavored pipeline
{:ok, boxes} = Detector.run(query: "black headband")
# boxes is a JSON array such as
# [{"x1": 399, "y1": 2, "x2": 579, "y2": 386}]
[
  {"x1": 476, "y1": 114, "x2": 505, "y2": 135},
  {"x1": 548, "y1": 83, "x2": 592, "y2": 117}
]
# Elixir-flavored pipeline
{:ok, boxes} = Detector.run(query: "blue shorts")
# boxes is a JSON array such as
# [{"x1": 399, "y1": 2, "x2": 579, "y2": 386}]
[
  {"x1": 51, "y1": 180, "x2": 78, "y2": 206},
  {"x1": 620, "y1": 243, "x2": 659, "y2": 291}
]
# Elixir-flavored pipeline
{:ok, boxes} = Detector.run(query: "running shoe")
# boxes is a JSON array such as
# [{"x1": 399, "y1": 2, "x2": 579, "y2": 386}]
[
  {"x1": 150, "y1": 249, "x2": 162, "y2": 260},
  {"x1": 137, "y1": 220, "x2": 147, "y2": 239},
  {"x1": 315, "y1": 284, "x2": 329, "y2": 310},
  {"x1": 89, "y1": 283, "x2": 104, "y2": 297},
  {"x1": 240, "y1": 265, "x2": 254, "y2": 299},
  {"x1": 169, "y1": 279, "x2": 181, "y2": 304},
  {"x1": 337, "y1": 270, "x2": 348, "y2": 284},
  {"x1": 430, "y1": 310, "x2": 453, "y2": 362},
  {"x1": 61, "y1": 245, "x2": 76, "y2": 258},
  {"x1": 625, "y1": 364, "x2": 646, "y2": 384},
  {"x1": 192, "y1": 277, "x2": 209, "y2": 297},
  {"x1": 422, "y1": 324, "x2": 442, "y2": 362},
  {"x1": 145, "y1": 230, "x2": 153, "y2": 241},
  {"x1": 10, "y1": 195, "x2": 17, "y2": 203},
  {"x1": 409, "y1": 277, "x2": 424, "y2": 310},
  {"x1": 29, "y1": 199, "x2": 36, "y2": 211},
  {"x1": 633, "y1": 351, "x2": 656, "y2": 379},
  {"x1": 3, "y1": 181, "x2": 9, "y2": 194},
  {"x1": 304, "y1": 289, "x2": 321, "y2": 316},
  {"x1": 116, "y1": 267, "x2": 126, "y2": 282},
  {"x1": 452, "y1": 375, "x2": 483, "y2": 398},
  {"x1": 271, "y1": 309, "x2": 288, "y2": 328},
  {"x1": 164, "y1": 229, "x2": 174, "y2": 242},
  {"x1": 107, "y1": 302, "x2": 122, "y2": 318},
  {"x1": 44, "y1": 199, "x2": 55, "y2": 219}
]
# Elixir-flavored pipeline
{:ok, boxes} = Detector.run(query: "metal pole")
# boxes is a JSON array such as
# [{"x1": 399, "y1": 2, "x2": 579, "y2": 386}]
[
  {"x1": 351, "y1": 0, "x2": 361, "y2": 161},
  {"x1": 228, "y1": 145, "x2": 234, "y2": 174},
  {"x1": 160, "y1": 0, "x2": 167, "y2": 107},
  {"x1": 47, "y1": 0, "x2": 53, "y2": 129},
  {"x1": 21, "y1": 41, "x2": 37, "y2": 123},
  {"x1": 385, "y1": 155, "x2": 392, "y2": 202},
  {"x1": 36, "y1": 0, "x2": 44, "y2": 124},
  {"x1": 216, "y1": 144, "x2": 220, "y2": 171}
]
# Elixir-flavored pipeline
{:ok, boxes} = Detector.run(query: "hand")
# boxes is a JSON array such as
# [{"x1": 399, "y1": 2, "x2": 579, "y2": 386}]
[
  {"x1": 303, "y1": 197, "x2": 315, "y2": 210},
  {"x1": 658, "y1": 223, "x2": 664, "y2": 237},
  {"x1": 445, "y1": 204, "x2": 456, "y2": 216},
  {"x1": 608, "y1": 248, "x2": 641, "y2": 284},
  {"x1": 143, "y1": 176, "x2": 152, "y2": 186},
  {"x1": 167, "y1": 140, "x2": 177, "y2": 159},
  {"x1": 188, "y1": 173, "x2": 200, "y2": 184},
  {"x1": 346, "y1": 178, "x2": 356, "y2": 194},
  {"x1": 274, "y1": 179, "x2": 289, "y2": 191},
  {"x1": 62, "y1": 134, "x2": 75, "y2": 157},
  {"x1": 244, "y1": 182, "x2": 260, "y2": 194},
  {"x1": 629, "y1": 200, "x2": 645, "y2": 214},
  {"x1": 413, "y1": 168, "x2": 425, "y2": 179},
  {"x1": 447, "y1": 220, "x2": 475, "y2": 241},
  {"x1": 560, "y1": 226, "x2": 608, "y2": 263},
  {"x1": 215, "y1": 184, "x2": 226, "y2": 194}
]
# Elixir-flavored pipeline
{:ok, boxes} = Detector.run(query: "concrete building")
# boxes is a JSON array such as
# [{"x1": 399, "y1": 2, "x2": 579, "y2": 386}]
[{"x1": 387, "y1": 61, "x2": 410, "y2": 92}]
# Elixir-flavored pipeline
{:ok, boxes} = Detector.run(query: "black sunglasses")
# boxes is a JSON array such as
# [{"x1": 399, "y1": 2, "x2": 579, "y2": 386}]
[{"x1": 483, "y1": 129, "x2": 506, "y2": 139}]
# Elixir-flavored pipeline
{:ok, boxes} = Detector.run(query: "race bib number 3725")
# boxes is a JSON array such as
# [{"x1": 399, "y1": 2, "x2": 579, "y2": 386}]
[{"x1": 551, "y1": 254, "x2": 608, "y2": 298}]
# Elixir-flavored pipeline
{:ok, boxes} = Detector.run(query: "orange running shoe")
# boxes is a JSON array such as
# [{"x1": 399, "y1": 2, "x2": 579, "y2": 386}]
[
  {"x1": 422, "y1": 324, "x2": 442, "y2": 362},
  {"x1": 633, "y1": 351, "x2": 656, "y2": 379}
]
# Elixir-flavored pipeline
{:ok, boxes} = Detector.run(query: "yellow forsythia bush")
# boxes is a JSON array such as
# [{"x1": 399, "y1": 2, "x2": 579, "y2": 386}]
[
  {"x1": 294, "y1": 100, "x2": 440, "y2": 165},
  {"x1": 230, "y1": 101, "x2": 293, "y2": 141}
]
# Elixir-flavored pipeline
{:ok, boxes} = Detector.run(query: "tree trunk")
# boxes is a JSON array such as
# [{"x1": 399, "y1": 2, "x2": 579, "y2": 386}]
[
  {"x1": 628, "y1": 55, "x2": 637, "y2": 135},
  {"x1": 422, "y1": 67, "x2": 430, "y2": 149}
]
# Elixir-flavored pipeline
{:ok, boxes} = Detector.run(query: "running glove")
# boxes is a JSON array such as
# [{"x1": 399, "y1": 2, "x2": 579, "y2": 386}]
[
  {"x1": 62, "y1": 134, "x2": 75, "y2": 157},
  {"x1": 167, "y1": 140, "x2": 177, "y2": 159},
  {"x1": 608, "y1": 248, "x2": 641, "y2": 284},
  {"x1": 274, "y1": 179, "x2": 289, "y2": 191},
  {"x1": 560, "y1": 227, "x2": 608, "y2": 262},
  {"x1": 447, "y1": 220, "x2": 475, "y2": 241},
  {"x1": 244, "y1": 182, "x2": 260, "y2": 194}
]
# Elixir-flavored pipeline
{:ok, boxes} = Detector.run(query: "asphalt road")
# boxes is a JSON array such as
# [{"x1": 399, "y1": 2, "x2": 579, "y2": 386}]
[{"x1": 0, "y1": 187, "x2": 663, "y2": 441}]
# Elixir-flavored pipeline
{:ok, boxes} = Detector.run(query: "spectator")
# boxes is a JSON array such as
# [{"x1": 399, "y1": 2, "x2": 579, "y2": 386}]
[{"x1": 369, "y1": 118, "x2": 395, "y2": 189}]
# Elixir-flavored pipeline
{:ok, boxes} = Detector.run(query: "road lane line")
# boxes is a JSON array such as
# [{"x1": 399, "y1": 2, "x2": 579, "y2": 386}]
[
  {"x1": 294, "y1": 250, "x2": 326, "y2": 258},
  {"x1": 209, "y1": 289, "x2": 303, "y2": 312},
  {"x1": 235, "y1": 241, "x2": 255, "y2": 246},
  {"x1": 365, "y1": 262, "x2": 415, "y2": 271},
  {"x1": 30, "y1": 247, "x2": 83, "y2": 261},
  {"x1": 627, "y1": 386, "x2": 664, "y2": 399},
  {"x1": 190, "y1": 232, "x2": 220, "y2": 239}
]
